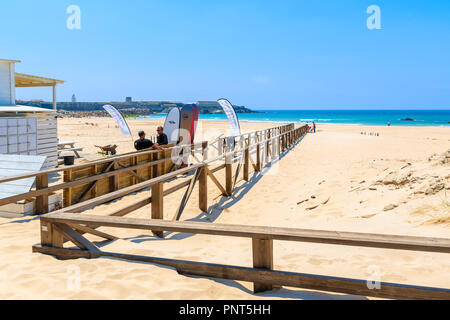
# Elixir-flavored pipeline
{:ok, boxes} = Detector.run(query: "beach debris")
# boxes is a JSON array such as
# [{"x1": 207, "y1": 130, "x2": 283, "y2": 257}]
[
  {"x1": 360, "y1": 213, "x2": 377, "y2": 219},
  {"x1": 425, "y1": 183, "x2": 445, "y2": 195},
  {"x1": 384, "y1": 204, "x2": 398, "y2": 211},
  {"x1": 377, "y1": 171, "x2": 413, "y2": 186},
  {"x1": 400, "y1": 163, "x2": 412, "y2": 170},
  {"x1": 369, "y1": 187, "x2": 377, "y2": 191},
  {"x1": 297, "y1": 199, "x2": 309, "y2": 205},
  {"x1": 359, "y1": 180, "x2": 366, "y2": 184},
  {"x1": 306, "y1": 204, "x2": 320, "y2": 210},
  {"x1": 321, "y1": 197, "x2": 331, "y2": 205},
  {"x1": 311, "y1": 195, "x2": 316, "y2": 199}
]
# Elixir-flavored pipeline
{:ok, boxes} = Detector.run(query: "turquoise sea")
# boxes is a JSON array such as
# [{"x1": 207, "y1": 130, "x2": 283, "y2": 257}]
[{"x1": 141, "y1": 110, "x2": 450, "y2": 126}]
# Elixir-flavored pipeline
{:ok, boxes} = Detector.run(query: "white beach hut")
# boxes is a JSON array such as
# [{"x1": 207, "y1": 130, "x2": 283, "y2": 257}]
[{"x1": 0, "y1": 59, "x2": 64, "y2": 169}]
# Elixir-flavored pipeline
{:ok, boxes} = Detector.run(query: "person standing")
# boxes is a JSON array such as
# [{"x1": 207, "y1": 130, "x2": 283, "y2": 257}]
[
  {"x1": 156, "y1": 126, "x2": 169, "y2": 145},
  {"x1": 312, "y1": 121, "x2": 316, "y2": 133}
]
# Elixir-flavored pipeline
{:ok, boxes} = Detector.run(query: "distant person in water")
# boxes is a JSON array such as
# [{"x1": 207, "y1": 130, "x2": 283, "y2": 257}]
[
  {"x1": 388, "y1": 121, "x2": 391, "y2": 126},
  {"x1": 312, "y1": 121, "x2": 316, "y2": 133},
  {"x1": 156, "y1": 126, "x2": 168, "y2": 145},
  {"x1": 134, "y1": 131, "x2": 164, "y2": 151}
]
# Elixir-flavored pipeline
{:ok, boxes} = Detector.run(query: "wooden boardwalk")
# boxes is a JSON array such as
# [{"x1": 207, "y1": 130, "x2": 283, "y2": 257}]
[
  {"x1": 3, "y1": 122, "x2": 446, "y2": 299},
  {"x1": 34, "y1": 212, "x2": 450, "y2": 300}
]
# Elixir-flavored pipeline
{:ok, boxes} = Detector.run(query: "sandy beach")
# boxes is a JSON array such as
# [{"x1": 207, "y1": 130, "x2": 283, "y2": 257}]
[{"x1": 0, "y1": 118, "x2": 449, "y2": 300}]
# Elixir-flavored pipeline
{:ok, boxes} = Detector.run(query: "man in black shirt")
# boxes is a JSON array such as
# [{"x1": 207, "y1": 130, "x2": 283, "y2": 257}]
[
  {"x1": 156, "y1": 126, "x2": 169, "y2": 145},
  {"x1": 134, "y1": 131, "x2": 164, "y2": 151}
]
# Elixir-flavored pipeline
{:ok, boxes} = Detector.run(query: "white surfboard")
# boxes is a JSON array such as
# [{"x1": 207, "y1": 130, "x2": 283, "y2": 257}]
[{"x1": 163, "y1": 108, "x2": 181, "y2": 144}]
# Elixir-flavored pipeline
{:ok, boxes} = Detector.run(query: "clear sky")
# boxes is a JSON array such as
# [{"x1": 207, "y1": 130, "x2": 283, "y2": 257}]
[{"x1": 2, "y1": 0, "x2": 450, "y2": 109}]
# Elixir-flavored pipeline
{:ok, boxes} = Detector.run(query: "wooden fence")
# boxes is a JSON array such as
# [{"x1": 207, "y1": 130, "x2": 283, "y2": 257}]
[
  {"x1": 34, "y1": 213, "x2": 450, "y2": 300},
  {"x1": 0, "y1": 123, "x2": 301, "y2": 216},
  {"x1": 27, "y1": 122, "x2": 450, "y2": 299},
  {"x1": 62, "y1": 145, "x2": 175, "y2": 207}
]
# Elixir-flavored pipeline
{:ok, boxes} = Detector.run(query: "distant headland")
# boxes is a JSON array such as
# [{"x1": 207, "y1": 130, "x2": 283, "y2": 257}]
[{"x1": 16, "y1": 100, "x2": 258, "y2": 116}]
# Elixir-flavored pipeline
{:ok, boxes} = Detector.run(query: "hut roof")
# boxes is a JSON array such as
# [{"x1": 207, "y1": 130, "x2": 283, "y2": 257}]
[
  {"x1": 15, "y1": 73, "x2": 64, "y2": 87},
  {"x1": 0, "y1": 105, "x2": 54, "y2": 113}
]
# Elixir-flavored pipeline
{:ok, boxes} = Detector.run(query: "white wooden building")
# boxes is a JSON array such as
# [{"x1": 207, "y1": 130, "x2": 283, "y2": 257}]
[{"x1": 0, "y1": 59, "x2": 64, "y2": 169}]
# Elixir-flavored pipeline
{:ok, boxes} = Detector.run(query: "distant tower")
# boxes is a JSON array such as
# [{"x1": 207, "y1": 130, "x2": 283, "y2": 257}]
[
  {"x1": 126, "y1": 97, "x2": 132, "y2": 103},
  {"x1": 72, "y1": 94, "x2": 77, "y2": 103}
]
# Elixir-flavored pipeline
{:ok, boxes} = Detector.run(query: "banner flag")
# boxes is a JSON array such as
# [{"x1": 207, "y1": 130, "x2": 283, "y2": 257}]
[
  {"x1": 217, "y1": 98, "x2": 241, "y2": 137},
  {"x1": 103, "y1": 104, "x2": 132, "y2": 137}
]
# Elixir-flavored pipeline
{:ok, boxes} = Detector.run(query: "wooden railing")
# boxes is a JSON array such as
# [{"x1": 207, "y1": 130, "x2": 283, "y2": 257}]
[
  {"x1": 34, "y1": 213, "x2": 450, "y2": 299},
  {"x1": 0, "y1": 123, "x2": 304, "y2": 216},
  {"x1": 29, "y1": 122, "x2": 450, "y2": 299}
]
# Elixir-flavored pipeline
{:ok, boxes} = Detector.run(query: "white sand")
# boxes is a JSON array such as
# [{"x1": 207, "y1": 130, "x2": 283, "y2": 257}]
[{"x1": 0, "y1": 118, "x2": 449, "y2": 299}]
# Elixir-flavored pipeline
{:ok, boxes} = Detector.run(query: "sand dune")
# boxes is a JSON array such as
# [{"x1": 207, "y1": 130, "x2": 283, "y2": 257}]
[{"x1": 0, "y1": 119, "x2": 449, "y2": 299}]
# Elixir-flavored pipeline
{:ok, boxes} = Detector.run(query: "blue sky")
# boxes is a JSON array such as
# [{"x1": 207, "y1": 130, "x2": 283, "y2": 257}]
[{"x1": 2, "y1": 0, "x2": 450, "y2": 109}]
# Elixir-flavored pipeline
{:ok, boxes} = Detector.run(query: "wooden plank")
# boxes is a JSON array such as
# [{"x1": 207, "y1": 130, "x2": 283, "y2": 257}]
[
  {"x1": 77, "y1": 161, "x2": 115, "y2": 204},
  {"x1": 32, "y1": 245, "x2": 450, "y2": 300},
  {"x1": 108, "y1": 179, "x2": 192, "y2": 217},
  {"x1": 172, "y1": 167, "x2": 202, "y2": 221},
  {"x1": 41, "y1": 213, "x2": 450, "y2": 254},
  {"x1": 53, "y1": 223, "x2": 99, "y2": 252},
  {"x1": 205, "y1": 167, "x2": 227, "y2": 196},
  {"x1": 68, "y1": 223, "x2": 118, "y2": 241},
  {"x1": 252, "y1": 238, "x2": 274, "y2": 293},
  {"x1": 0, "y1": 154, "x2": 46, "y2": 200}
]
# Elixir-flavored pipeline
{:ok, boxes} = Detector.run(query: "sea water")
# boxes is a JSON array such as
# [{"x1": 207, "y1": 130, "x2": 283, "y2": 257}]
[{"x1": 141, "y1": 109, "x2": 450, "y2": 126}]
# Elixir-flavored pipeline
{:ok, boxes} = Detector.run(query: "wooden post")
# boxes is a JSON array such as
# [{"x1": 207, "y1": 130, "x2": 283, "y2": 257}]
[
  {"x1": 256, "y1": 143, "x2": 261, "y2": 172},
  {"x1": 93, "y1": 164, "x2": 99, "y2": 198},
  {"x1": 131, "y1": 156, "x2": 137, "y2": 185},
  {"x1": 151, "y1": 151, "x2": 164, "y2": 238},
  {"x1": 113, "y1": 161, "x2": 120, "y2": 191},
  {"x1": 35, "y1": 174, "x2": 49, "y2": 215},
  {"x1": 278, "y1": 135, "x2": 281, "y2": 156},
  {"x1": 151, "y1": 181, "x2": 164, "y2": 238},
  {"x1": 52, "y1": 84, "x2": 57, "y2": 111},
  {"x1": 40, "y1": 220, "x2": 53, "y2": 246},
  {"x1": 244, "y1": 138, "x2": 249, "y2": 182},
  {"x1": 225, "y1": 154, "x2": 233, "y2": 196},
  {"x1": 63, "y1": 169, "x2": 73, "y2": 207},
  {"x1": 148, "y1": 153, "x2": 153, "y2": 179},
  {"x1": 218, "y1": 138, "x2": 223, "y2": 157},
  {"x1": 199, "y1": 142, "x2": 208, "y2": 212},
  {"x1": 42, "y1": 221, "x2": 64, "y2": 248},
  {"x1": 252, "y1": 238, "x2": 274, "y2": 293}
]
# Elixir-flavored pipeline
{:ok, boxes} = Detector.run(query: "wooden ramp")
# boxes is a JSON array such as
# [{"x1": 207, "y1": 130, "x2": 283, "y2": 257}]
[
  {"x1": 0, "y1": 154, "x2": 46, "y2": 200},
  {"x1": 34, "y1": 213, "x2": 450, "y2": 300}
]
